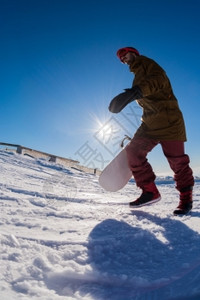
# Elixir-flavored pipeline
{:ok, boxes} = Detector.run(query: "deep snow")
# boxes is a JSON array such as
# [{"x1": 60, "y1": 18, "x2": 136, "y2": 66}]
[{"x1": 0, "y1": 150, "x2": 200, "y2": 300}]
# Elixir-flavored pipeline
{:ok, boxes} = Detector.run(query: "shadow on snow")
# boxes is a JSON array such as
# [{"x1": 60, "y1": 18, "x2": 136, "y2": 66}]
[{"x1": 87, "y1": 213, "x2": 200, "y2": 300}]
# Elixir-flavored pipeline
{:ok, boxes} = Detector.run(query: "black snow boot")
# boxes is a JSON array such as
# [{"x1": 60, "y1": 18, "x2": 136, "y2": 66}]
[{"x1": 173, "y1": 186, "x2": 193, "y2": 215}]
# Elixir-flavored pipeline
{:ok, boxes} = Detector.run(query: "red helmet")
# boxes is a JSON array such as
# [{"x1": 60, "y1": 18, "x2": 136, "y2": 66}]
[{"x1": 116, "y1": 47, "x2": 140, "y2": 62}]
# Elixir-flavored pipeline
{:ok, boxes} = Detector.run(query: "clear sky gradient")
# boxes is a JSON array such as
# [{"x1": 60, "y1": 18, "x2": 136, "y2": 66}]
[{"x1": 1, "y1": 0, "x2": 200, "y2": 175}]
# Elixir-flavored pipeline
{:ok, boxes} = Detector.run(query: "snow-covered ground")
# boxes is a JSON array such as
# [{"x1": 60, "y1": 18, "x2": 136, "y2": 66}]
[{"x1": 0, "y1": 150, "x2": 200, "y2": 300}]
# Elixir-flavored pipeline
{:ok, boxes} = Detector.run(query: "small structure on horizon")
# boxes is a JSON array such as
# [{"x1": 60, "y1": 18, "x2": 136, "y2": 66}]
[{"x1": 0, "y1": 142, "x2": 101, "y2": 175}]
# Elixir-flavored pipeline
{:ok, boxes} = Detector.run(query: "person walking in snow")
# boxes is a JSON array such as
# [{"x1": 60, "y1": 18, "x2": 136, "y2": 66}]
[{"x1": 109, "y1": 47, "x2": 194, "y2": 215}]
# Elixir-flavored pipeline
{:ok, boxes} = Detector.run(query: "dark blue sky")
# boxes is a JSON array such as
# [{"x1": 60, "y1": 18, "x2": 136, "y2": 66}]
[{"x1": 0, "y1": 0, "x2": 200, "y2": 174}]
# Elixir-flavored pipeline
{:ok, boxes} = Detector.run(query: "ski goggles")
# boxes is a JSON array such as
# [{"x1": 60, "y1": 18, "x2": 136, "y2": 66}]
[{"x1": 116, "y1": 47, "x2": 140, "y2": 62}]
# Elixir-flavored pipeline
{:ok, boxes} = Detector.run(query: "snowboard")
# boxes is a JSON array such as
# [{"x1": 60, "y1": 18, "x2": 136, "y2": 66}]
[{"x1": 99, "y1": 148, "x2": 132, "y2": 192}]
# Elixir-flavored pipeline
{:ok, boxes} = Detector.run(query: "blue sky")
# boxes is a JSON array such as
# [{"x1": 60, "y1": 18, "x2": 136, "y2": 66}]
[{"x1": 0, "y1": 0, "x2": 200, "y2": 175}]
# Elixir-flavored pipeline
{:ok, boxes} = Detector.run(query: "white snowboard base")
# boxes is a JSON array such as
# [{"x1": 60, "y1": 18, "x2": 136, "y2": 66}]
[{"x1": 99, "y1": 148, "x2": 132, "y2": 192}]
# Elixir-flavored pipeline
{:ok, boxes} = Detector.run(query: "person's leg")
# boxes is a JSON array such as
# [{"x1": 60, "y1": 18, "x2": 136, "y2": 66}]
[
  {"x1": 160, "y1": 140, "x2": 194, "y2": 214},
  {"x1": 126, "y1": 137, "x2": 158, "y2": 187},
  {"x1": 126, "y1": 137, "x2": 161, "y2": 207},
  {"x1": 160, "y1": 140, "x2": 194, "y2": 190}
]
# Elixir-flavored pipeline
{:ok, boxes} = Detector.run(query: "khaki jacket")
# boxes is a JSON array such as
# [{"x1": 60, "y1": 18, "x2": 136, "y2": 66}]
[{"x1": 130, "y1": 55, "x2": 186, "y2": 141}]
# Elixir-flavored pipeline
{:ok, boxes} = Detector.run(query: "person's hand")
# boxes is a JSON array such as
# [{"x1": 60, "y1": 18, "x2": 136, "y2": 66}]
[{"x1": 109, "y1": 86, "x2": 143, "y2": 113}]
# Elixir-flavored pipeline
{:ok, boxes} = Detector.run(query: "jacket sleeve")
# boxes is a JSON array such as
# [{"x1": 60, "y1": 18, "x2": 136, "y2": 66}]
[{"x1": 135, "y1": 62, "x2": 170, "y2": 97}]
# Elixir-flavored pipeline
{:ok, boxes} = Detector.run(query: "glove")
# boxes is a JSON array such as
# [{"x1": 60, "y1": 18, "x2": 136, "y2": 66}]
[{"x1": 109, "y1": 85, "x2": 143, "y2": 113}]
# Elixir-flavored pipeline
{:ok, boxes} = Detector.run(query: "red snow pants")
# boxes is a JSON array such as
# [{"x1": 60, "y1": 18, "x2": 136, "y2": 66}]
[{"x1": 125, "y1": 137, "x2": 194, "y2": 191}]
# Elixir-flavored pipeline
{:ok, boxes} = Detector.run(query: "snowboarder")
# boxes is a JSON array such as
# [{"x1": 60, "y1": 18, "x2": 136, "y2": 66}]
[{"x1": 109, "y1": 47, "x2": 194, "y2": 215}]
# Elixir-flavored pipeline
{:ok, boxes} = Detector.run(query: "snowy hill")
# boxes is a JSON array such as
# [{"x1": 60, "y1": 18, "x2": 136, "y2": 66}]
[{"x1": 0, "y1": 150, "x2": 200, "y2": 300}]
